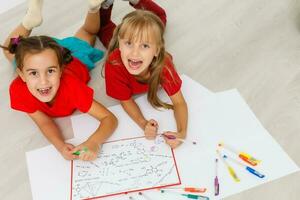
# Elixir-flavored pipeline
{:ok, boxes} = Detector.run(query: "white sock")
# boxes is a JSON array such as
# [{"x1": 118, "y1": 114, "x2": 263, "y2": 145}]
[
  {"x1": 101, "y1": 0, "x2": 114, "y2": 9},
  {"x1": 88, "y1": 0, "x2": 105, "y2": 13},
  {"x1": 123, "y1": 0, "x2": 140, "y2": 5},
  {"x1": 22, "y1": 0, "x2": 43, "y2": 30}
]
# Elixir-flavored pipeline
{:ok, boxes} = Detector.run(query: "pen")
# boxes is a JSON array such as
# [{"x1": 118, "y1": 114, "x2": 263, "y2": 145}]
[
  {"x1": 160, "y1": 190, "x2": 209, "y2": 200},
  {"x1": 181, "y1": 194, "x2": 209, "y2": 200},
  {"x1": 214, "y1": 158, "x2": 220, "y2": 196},
  {"x1": 162, "y1": 133, "x2": 197, "y2": 145},
  {"x1": 223, "y1": 154, "x2": 265, "y2": 178},
  {"x1": 218, "y1": 142, "x2": 260, "y2": 166},
  {"x1": 161, "y1": 187, "x2": 206, "y2": 193},
  {"x1": 217, "y1": 150, "x2": 240, "y2": 182},
  {"x1": 72, "y1": 147, "x2": 88, "y2": 156},
  {"x1": 138, "y1": 192, "x2": 152, "y2": 200}
]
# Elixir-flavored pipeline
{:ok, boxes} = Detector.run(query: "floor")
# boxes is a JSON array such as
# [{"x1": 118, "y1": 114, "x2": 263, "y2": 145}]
[{"x1": 0, "y1": 0, "x2": 299, "y2": 199}]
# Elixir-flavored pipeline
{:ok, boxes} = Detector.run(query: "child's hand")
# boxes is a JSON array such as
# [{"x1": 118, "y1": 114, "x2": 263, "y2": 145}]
[
  {"x1": 163, "y1": 131, "x2": 184, "y2": 149},
  {"x1": 144, "y1": 119, "x2": 158, "y2": 140},
  {"x1": 59, "y1": 143, "x2": 77, "y2": 160},
  {"x1": 73, "y1": 141, "x2": 100, "y2": 161}
]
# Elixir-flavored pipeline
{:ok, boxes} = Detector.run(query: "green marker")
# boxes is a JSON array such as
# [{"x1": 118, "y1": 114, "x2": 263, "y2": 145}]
[
  {"x1": 181, "y1": 194, "x2": 209, "y2": 200},
  {"x1": 72, "y1": 147, "x2": 88, "y2": 155}
]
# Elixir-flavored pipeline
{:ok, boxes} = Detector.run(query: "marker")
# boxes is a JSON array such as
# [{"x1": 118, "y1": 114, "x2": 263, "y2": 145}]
[
  {"x1": 162, "y1": 133, "x2": 197, "y2": 145},
  {"x1": 138, "y1": 192, "x2": 152, "y2": 200},
  {"x1": 214, "y1": 158, "x2": 220, "y2": 196},
  {"x1": 217, "y1": 150, "x2": 240, "y2": 182},
  {"x1": 72, "y1": 147, "x2": 88, "y2": 156},
  {"x1": 160, "y1": 190, "x2": 209, "y2": 200},
  {"x1": 218, "y1": 142, "x2": 260, "y2": 166},
  {"x1": 223, "y1": 154, "x2": 265, "y2": 178},
  {"x1": 161, "y1": 187, "x2": 206, "y2": 193}
]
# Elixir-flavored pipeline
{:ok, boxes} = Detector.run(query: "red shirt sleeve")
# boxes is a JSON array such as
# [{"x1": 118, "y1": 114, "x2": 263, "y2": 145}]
[
  {"x1": 105, "y1": 52, "x2": 132, "y2": 101},
  {"x1": 161, "y1": 56, "x2": 182, "y2": 96},
  {"x1": 9, "y1": 78, "x2": 37, "y2": 113}
]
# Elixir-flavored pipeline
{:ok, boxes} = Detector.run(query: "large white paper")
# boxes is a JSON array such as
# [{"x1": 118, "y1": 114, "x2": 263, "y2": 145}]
[
  {"x1": 26, "y1": 76, "x2": 299, "y2": 200},
  {"x1": 71, "y1": 137, "x2": 180, "y2": 200}
]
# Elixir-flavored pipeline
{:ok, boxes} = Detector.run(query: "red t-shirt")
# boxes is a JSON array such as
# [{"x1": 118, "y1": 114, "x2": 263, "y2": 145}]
[
  {"x1": 105, "y1": 49, "x2": 182, "y2": 101},
  {"x1": 9, "y1": 57, "x2": 93, "y2": 117}
]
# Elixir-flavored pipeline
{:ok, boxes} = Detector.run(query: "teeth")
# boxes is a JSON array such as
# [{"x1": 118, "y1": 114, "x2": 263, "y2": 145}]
[{"x1": 37, "y1": 87, "x2": 51, "y2": 94}]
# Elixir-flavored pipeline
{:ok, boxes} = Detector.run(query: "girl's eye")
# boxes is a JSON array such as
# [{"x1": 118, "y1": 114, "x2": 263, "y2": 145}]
[
  {"x1": 125, "y1": 41, "x2": 132, "y2": 46},
  {"x1": 48, "y1": 69, "x2": 55, "y2": 74},
  {"x1": 29, "y1": 71, "x2": 37, "y2": 76},
  {"x1": 142, "y1": 44, "x2": 150, "y2": 49}
]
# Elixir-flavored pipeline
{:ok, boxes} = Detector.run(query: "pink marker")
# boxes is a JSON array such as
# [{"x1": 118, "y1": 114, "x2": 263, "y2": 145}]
[{"x1": 162, "y1": 133, "x2": 197, "y2": 145}]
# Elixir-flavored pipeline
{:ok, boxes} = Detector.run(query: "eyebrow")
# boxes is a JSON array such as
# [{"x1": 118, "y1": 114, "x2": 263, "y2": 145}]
[{"x1": 25, "y1": 66, "x2": 58, "y2": 72}]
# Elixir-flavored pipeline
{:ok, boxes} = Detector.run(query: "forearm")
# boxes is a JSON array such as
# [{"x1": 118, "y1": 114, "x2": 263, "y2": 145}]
[
  {"x1": 86, "y1": 100, "x2": 118, "y2": 145},
  {"x1": 34, "y1": 119, "x2": 65, "y2": 151},
  {"x1": 173, "y1": 101, "x2": 188, "y2": 137},
  {"x1": 87, "y1": 114, "x2": 117, "y2": 145},
  {"x1": 121, "y1": 99, "x2": 147, "y2": 130}
]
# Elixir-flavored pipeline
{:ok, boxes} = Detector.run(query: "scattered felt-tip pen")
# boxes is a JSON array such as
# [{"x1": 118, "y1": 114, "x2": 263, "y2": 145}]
[
  {"x1": 218, "y1": 142, "x2": 260, "y2": 166},
  {"x1": 223, "y1": 154, "x2": 265, "y2": 178},
  {"x1": 214, "y1": 158, "x2": 220, "y2": 196},
  {"x1": 217, "y1": 150, "x2": 240, "y2": 182}
]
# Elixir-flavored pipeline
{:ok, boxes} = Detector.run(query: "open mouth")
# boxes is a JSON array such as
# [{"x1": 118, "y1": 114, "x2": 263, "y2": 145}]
[
  {"x1": 37, "y1": 87, "x2": 52, "y2": 96},
  {"x1": 128, "y1": 59, "x2": 143, "y2": 70}
]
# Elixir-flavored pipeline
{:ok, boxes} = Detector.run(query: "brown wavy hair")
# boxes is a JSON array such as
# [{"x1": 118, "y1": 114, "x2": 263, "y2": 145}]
[
  {"x1": 106, "y1": 10, "x2": 174, "y2": 109},
  {"x1": 0, "y1": 35, "x2": 72, "y2": 69}
]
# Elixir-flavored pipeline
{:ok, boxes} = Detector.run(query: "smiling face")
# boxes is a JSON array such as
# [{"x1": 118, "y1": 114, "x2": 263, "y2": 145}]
[
  {"x1": 17, "y1": 48, "x2": 62, "y2": 103},
  {"x1": 117, "y1": 16, "x2": 163, "y2": 79},
  {"x1": 119, "y1": 37, "x2": 159, "y2": 77}
]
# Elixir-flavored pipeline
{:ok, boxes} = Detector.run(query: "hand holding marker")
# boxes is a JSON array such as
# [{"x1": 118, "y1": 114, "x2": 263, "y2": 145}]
[
  {"x1": 162, "y1": 133, "x2": 197, "y2": 145},
  {"x1": 72, "y1": 147, "x2": 88, "y2": 156},
  {"x1": 218, "y1": 142, "x2": 260, "y2": 166}
]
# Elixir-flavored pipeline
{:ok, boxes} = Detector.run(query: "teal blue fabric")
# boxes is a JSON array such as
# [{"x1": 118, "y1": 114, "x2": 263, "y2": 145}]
[
  {"x1": 53, "y1": 37, "x2": 104, "y2": 70},
  {"x1": 12, "y1": 37, "x2": 104, "y2": 70}
]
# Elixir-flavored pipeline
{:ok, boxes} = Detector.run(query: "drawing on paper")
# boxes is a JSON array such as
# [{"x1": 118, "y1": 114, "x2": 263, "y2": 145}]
[{"x1": 71, "y1": 137, "x2": 180, "y2": 200}]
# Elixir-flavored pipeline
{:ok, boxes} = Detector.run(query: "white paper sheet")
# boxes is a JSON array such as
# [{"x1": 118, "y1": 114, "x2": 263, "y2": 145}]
[
  {"x1": 26, "y1": 76, "x2": 299, "y2": 200},
  {"x1": 71, "y1": 137, "x2": 180, "y2": 200}
]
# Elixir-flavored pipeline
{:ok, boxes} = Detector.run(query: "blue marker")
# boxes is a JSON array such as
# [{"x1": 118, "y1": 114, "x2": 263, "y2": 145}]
[{"x1": 223, "y1": 154, "x2": 265, "y2": 178}]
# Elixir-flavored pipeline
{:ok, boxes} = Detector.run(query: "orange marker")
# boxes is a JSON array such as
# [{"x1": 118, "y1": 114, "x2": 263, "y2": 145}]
[
  {"x1": 160, "y1": 187, "x2": 206, "y2": 193},
  {"x1": 218, "y1": 142, "x2": 260, "y2": 166}
]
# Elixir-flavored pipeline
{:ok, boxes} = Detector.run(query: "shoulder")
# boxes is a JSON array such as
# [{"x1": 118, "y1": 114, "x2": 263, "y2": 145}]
[
  {"x1": 105, "y1": 49, "x2": 128, "y2": 79},
  {"x1": 9, "y1": 77, "x2": 28, "y2": 96},
  {"x1": 9, "y1": 77, "x2": 37, "y2": 113},
  {"x1": 162, "y1": 54, "x2": 180, "y2": 80}
]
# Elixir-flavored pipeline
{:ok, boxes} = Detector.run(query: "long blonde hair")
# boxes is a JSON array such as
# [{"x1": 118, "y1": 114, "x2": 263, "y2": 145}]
[{"x1": 106, "y1": 10, "x2": 174, "y2": 109}]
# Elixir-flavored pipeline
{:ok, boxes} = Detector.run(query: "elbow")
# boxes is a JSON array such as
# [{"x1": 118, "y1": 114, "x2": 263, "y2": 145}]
[{"x1": 110, "y1": 113, "x2": 118, "y2": 131}]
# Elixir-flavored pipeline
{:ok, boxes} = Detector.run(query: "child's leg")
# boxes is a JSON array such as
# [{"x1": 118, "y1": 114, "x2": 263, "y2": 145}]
[
  {"x1": 97, "y1": 5, "x2": 116, "y2": 48},
  {"x1": 74, "y1": 0, "x2": 104, "y2": 46},
  {"x1": 130, "y1": 0, "x2": 167, "y2": 26},
  {"x1": 2, "y1": 0, "x2": 43, "y2": 62}
]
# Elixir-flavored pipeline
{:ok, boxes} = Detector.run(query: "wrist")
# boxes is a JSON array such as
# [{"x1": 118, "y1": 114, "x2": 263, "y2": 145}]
[
  {"x1": 177, "y1": 130, "x2": 187, "y2": 139},
  {"x1": 138, "y1": 119, "x2": 148, "y2": 130}
]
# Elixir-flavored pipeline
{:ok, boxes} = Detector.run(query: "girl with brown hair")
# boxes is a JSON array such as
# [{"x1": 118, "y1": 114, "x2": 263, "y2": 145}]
[{"x1": 1, "y1": 0, "x2": 118, "y2": 161}]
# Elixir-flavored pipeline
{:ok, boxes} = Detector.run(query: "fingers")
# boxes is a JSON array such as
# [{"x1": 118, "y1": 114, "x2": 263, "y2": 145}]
[
  {"x1": 144, "y1": 119, "x2": 158, "y2": 140},
  {"x1": 163, "y1": 131, "x2": 183, "y2": 149},
  {"x1": 61, "y1": 144, "x2": 77, "y2": 160}
]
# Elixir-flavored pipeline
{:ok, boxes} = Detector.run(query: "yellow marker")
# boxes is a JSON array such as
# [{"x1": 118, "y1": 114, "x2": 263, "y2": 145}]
[{"x1": 217, "y1": 150, "x2": 240, "y2": 182}]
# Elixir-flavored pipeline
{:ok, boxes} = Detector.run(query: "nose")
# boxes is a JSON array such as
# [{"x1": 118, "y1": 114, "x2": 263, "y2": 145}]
[
  {"x1": 39, "y1": 74, "x2": 49, "y2": 85},
  {"x1": 131, "y1": 45, "x2": 140, "y2": 57}
]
